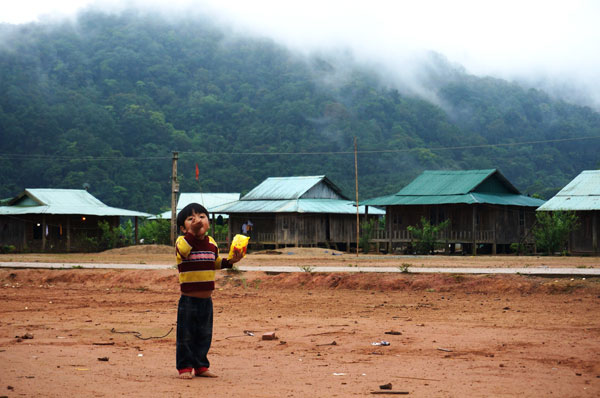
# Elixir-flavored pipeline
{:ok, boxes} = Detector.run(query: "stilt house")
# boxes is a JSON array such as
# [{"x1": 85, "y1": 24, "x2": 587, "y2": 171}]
[
  {"x1": 362, "y1": 169, "x2": 545, "y2": 254},
  {"x1": 0, "y1": 189, "x2": 150, "y2": 252},
  {"x1": 214, "y1": 176, "x2": 384, "y2": 250}
]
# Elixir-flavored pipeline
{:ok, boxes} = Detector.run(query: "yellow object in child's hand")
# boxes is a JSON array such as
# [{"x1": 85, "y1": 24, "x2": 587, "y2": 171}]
[{"x1": 228, "y1": 234, "x2": 250, "y2": 260}]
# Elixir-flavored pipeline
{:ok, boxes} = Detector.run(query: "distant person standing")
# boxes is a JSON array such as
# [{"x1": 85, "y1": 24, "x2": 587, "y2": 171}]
[{"x1": 242, "y1": 220, "x2": 253, "y2": 235}]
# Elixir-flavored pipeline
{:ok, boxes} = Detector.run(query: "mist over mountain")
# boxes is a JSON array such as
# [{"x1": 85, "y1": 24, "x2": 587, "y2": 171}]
[{"x1": 0, "y1": 9, "x2": 598, "y2": 213}]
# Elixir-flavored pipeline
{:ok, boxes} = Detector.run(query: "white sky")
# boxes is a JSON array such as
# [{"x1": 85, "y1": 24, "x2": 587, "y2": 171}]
[{"x1": 2, "y1": 0, "x2": 600, "y2": 107}]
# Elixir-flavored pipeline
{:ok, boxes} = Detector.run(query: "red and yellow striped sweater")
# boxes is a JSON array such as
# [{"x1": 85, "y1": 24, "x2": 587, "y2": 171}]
[{"x1": 176, "y1": 233, "x2": 233, "y2": 294}]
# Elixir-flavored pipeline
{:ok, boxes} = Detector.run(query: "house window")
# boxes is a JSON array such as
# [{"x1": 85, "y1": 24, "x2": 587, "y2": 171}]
[
  {"x1": 33, "y1": 223, "x2": 42, "y2": 240},
  {"x1": 51, "y1": 225, "x2": 61, "y2": 240},
  {"x1": 519, "y1": 210, "x2": 525, "y2": 228}
]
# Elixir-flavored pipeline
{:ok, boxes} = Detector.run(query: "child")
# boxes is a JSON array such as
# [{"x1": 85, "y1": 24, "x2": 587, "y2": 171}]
[{"x1": 175, "y1": 203, "x2": 243, "y2": 379}]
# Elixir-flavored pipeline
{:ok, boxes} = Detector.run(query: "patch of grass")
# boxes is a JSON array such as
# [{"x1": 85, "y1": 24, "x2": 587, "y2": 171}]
[
  {"x1": 71, "y1": 265, "x2": 83, "y2": 269},
  {"x1": 398, "y1": 263, "x2": 411, "y2": 273},
  {"x1": 300, "y1": 265, "x2": 314, "y2": 273},
  {"x1": 241, "y1": 277, "x2": 248, "y2": 289}
]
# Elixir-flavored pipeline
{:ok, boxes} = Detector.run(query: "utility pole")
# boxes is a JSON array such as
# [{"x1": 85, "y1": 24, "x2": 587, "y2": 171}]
[
  {"x1": 354, "y1": 137, "x2": 359, "y2": 257},
  {"x1": 171, "y1": 151, "x2": 179, "y2": 245}
]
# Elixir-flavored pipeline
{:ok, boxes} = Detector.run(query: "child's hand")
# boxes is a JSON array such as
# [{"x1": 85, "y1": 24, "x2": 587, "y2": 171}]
[
  {"x1": 190, "y1": 221, "x2": 202, "y2": 234},
  {"x1": 229, "y1": 248, "x2": 244, "y2": 264}
]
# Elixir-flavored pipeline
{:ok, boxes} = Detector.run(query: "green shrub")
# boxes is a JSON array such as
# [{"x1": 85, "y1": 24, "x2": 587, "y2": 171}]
[
  {"x1": 88, "y1": 220, "x2": 134, "y2": 251},
  {"x1": 139, "y1": 218, "x2": 171, "y2": 245},
  {"x1": 510, "y1": 242, "x2": 529, "y2": 255},
  {"x1": 533, "y1": 211, "x2": 579, "y2": 255},
  {"x1": 407, "y1": 217, "x2": 450, "y2": 254},
  {"x1": 1, "y1": 245, "x2": 16, "y2": 254},
  {"x1": 359, "y1": 219, "x2": 377, "y2": 253}
]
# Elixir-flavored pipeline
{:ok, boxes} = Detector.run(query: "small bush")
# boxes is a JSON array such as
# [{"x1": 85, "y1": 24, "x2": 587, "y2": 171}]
[
  {"x1": 87, "y1": 220, "x2": 134, "y2": 251},
  {"x1": 139, "y1": 218, "x2": 171, "y2": 245},
  {"x1": 359, "y1": 219, "x2": 377, "y2": 253},
  {"x1": 407, "y1": 217, "x2": 450, "y2": 255},
  {"x1": 533, "y1": 211, "x2": 579, "y2": 255},
  {"x1": 1, "y1": 245, "x2": 16, "y2": 254}
]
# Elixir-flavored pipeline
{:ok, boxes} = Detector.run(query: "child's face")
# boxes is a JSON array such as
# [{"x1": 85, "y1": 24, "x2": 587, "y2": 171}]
[{"x1": 180, "y1": 210, "x2": 210, "y2": 237}]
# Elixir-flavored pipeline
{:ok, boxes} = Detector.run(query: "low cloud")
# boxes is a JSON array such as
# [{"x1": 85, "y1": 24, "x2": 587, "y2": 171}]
[{"x1": 4, "y1": 0, "x2": 600, "y2": 109}]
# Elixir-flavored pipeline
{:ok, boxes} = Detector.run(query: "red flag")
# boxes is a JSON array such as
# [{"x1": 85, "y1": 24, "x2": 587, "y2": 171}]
[{"x1": 195, "y1": 163, "x2": 199, "y2": 181}]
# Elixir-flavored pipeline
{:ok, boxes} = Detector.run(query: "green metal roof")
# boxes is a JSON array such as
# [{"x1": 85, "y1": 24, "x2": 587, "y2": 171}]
[
  {"x1": 363, "y1": 169, "x2": 542, "y2": 207},
  {"x1": 365, "y1": 193, "x2": 543, "y2": 207},
  {"x1": 211, "y1": 175, "x2": 380, "y2": 214},
  {"x1": 213, "y1": 199, "x2": 384, "y2": 215},
  {"x1": 362, "y1": 192, "x2": 544, "y2": 207},
  {"x1": 242, "y1": 176, "x2": 348, "y2": 200},
  {"x1": 0, "y1": 189, "x2": 151, "y2": 217},
  {"x1": 396, "y1": 169, "x2": 518, "y2": 196},
  {"x1": 153, "y1": 193, "x2": 240, "y2": 219},
  {"x1": 538, "y1": 170, "x2": 600, "y2": 211}
]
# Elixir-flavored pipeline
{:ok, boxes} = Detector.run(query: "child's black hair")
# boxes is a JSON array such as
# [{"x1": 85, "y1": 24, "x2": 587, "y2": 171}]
[{"x1": 176, "y1": 203, "x2": 210, "y2": 232}]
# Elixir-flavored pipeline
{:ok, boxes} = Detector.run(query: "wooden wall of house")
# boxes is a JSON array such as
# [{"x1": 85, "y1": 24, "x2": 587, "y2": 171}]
[
  {"x1": 389, "y1": 204, "x2": 475, "y2": 233},
  {"x1": 570, "y1": 210, "x2": 599, "y2": 254},
  {"x1": 0, "y1": 214, "x2": 119, "y2": 252},
  {"x1": 328, "y1": 214, "x2": 357, "y2": 243},
  {"x1": 492, "y1": 206, "x2": 537, "y2": 244},
  {"x1": 388, "y1": 204, "x2": 537, "y2": 244},
  {"x1": 229, "y1": 213, "x2": 368, "y2": 247},
  {"x1": 0, "y1": 216, "x2": 26, "y2": 250},
  {"x1": 274, "y1": 214, "x2": 357, "y2": 245},
  {"x1": 228, "y1": 213, "x2": 275, "y2": 241}
]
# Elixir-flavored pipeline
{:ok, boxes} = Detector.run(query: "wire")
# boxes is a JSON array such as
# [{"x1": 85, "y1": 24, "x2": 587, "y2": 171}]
[
  {"x1": 0, "y1": 135, "x2": 597, "y2": 161},
  {"x1": 110, "y1": 327, "x2": 173, "y2": 340},
  {"x1": 180, "y1": 135, "x2": 600, "y2": 156}
]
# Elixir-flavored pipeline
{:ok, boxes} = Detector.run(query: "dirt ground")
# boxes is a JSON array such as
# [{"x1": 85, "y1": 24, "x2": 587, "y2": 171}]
[{"x1": 1, "y1": 247, "x2": 599, "y2": 397}]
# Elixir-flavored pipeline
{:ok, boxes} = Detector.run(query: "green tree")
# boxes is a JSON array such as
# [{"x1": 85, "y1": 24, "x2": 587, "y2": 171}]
[
  {"x1": 533, "y1": 211, "x2": 579, "y2": 255},
  {"x1": 139, "y1": 218, "x2": 171, "y2": 245},
  {"x1": 359, "y1": 218, "x2": 377, "y2": 254},
  {"x1": 407, "y1": 217, "x2": 450, "y2": 255},
  {"x1": 89, "y1": 220, "x2": 134, "y2": 251}
]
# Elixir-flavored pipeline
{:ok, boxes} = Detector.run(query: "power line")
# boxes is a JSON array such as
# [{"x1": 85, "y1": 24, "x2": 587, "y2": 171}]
[
  {"x1": 0, "y1": 154, "x2": 171, "y2": 161},
  {"x1": 0, "y1": 135, "x2": 598, "y2": 161}
]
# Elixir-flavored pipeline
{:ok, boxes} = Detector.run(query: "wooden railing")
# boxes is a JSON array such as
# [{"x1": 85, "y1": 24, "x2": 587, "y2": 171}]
[
  {"x1": 369, "y1": 229, "x2": 496, "y2": 243},
  {"x1": 256, "y1": 232, "x2": 276, "y2": 243}
]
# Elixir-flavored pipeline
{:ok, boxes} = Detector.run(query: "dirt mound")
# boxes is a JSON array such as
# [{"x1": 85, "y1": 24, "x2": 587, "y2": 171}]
[
  {"x1": 99, "y1": 244, "x2": 173, "y2": 255},
  {"x1": 0, "y1": 268, "x2": 178, "y2": 292},
  {"x1": 251, "y1": 247, "x2": 346, "y2": 257},
  {"x1": 2, "y1": 268, "x2": 598, "y2": 295},
  {"x1": 241, "y1": 271, "x2": 599, "y2": 295}
]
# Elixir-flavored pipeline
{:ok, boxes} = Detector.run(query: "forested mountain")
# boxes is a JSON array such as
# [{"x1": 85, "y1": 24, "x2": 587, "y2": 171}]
[{"x1": 1, "y1": 10, "x2": 598, "y2": 213}]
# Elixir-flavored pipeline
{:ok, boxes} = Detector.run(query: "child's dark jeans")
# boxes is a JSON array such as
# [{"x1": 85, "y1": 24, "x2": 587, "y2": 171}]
[{"x1": 176, "y1": 295, "x2": 213, "y2": 371}]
